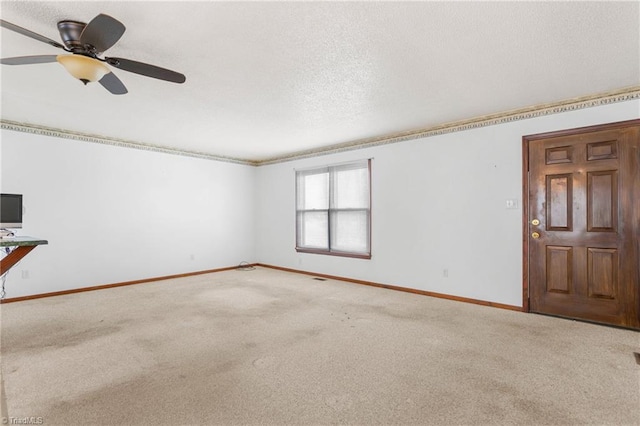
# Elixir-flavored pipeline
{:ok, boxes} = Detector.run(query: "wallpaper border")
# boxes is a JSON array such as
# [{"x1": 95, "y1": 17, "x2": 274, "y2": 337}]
[{"x1": 2, "y1": 86, "x2": 638, "y2": 167}]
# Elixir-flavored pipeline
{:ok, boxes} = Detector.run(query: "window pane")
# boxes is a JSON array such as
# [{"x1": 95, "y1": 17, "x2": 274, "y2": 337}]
[
  {"x1": 330, "y1": 210, "x2": 369, "y2": 253},
  {"x1": 297, "y1": 211, "x2": 329, "y2": 249},
  {"x1": 296, "y1": 160, "x2": 371, "y2": 257},
  {"x1": 298, "y1": 172, "x2": 329, "y2": 210},
  {"x1": 332, "y1": 165, "x2": 369, "y2": 209}
]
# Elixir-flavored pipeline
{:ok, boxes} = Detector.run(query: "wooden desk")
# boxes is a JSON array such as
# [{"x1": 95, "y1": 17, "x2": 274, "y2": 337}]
[{"x1": 1, "y1": 237, "x2": 48, "y2": 275}]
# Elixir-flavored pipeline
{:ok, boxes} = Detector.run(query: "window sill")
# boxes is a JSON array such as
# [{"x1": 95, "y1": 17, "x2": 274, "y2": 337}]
[{"x1": 295, "y1": 247, "x2": 371, "y2": 260}]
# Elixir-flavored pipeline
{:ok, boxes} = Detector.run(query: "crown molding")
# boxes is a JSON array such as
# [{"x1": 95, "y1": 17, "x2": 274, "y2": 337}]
[
  {"x1": 257, "y1": 86, "x2": 640, "y2": 165},
  {"x1": 0, "y1": 120, "x2": 258, "y2": 166},
  {"x1": 2, "y1": 86, "x2": 638, "y2": 167}
]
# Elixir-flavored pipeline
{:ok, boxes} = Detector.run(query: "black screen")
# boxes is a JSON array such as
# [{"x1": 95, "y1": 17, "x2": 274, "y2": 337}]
[{"x1": 0, "y1": 194, "x2": 23, "y2": 224}]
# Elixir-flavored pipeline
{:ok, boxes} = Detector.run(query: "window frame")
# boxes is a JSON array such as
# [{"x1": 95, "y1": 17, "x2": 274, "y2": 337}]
[{"x1": 295, "y1": 159, "x2": 372, "y2": 259}]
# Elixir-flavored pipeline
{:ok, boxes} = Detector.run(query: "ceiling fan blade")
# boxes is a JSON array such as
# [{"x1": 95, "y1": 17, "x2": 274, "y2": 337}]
[
  {"x1": 99, "y1": 72, "x2": 128, "y2": 95},
  {"x1": 0, "y1": 19, "x2": 65, "y2": 49},
  {"x1": 105, "y1": 57, "x2": 186, "y2": 83},
  {"x1": 1, "y1": 55, "x2": 58, "y2": 65},
  {"x1": 80, "y1": 14, "x2": 125, "y2": 53}
]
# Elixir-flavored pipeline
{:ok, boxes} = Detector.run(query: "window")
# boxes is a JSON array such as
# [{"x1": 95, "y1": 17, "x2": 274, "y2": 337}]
[{"x1": 296, "y1": 159, "x2": 371, "y2": 258}]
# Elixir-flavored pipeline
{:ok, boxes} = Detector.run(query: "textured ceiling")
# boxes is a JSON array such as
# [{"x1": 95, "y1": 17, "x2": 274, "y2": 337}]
[{"x1": 1, "y1": 1, "x2": 639, "y2": 163}]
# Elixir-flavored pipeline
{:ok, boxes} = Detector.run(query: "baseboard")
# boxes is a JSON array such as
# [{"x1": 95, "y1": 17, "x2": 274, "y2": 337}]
[
  {"x1": 0, "y1": 264, "x2": 258, "y2": 304},
  {"x1": 257, "y1": 263, "x2": 523, "y2": 312},
  {"x1": 2, "y1": 262, "x2": 523, "y2": 312}
]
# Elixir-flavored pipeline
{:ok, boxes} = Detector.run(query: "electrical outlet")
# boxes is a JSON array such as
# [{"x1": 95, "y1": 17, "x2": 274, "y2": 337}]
[
  {"x1": 21, "y1": 270, "x2": 29, "y2": 279},
  {"x1": 443, "y1": 269, "x2": 448, "y2": 278}
]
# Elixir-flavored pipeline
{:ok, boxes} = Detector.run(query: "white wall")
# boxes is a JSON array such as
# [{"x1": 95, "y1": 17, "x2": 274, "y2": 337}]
[
  {"x1": 1, "y1": 131, "x2": 256, "y2": 298},
  {"x1": 2, "y1": 100, "x2": 637, "y2": 303},
  {"x1": 255, "y1": 100, "x2": 640, "y2": 307}
]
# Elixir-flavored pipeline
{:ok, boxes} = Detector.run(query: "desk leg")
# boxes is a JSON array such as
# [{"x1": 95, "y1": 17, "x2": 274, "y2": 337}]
[{"x1": 1, "y1": 246, "x2": 36, "y2": 275}]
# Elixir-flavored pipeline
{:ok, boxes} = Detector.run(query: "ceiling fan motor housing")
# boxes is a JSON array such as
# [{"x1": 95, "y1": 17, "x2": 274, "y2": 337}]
[{"x1": 57, "y1": 20, "x2": 87, "y2": 52}]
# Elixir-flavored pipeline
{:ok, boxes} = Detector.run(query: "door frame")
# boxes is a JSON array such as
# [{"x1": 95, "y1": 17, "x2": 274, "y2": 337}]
[{"x1": 521, "y1": 118, "x2": 640, "y2": 313}]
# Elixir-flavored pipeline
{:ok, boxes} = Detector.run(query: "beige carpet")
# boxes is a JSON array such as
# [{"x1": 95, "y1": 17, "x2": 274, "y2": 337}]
[{"x1": 1, "y1": 266, "x2": 638, "y2": 425}]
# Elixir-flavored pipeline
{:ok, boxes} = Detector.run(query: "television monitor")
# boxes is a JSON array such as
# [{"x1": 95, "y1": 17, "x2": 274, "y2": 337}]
[{"x1": 0, "y1": 193, "x2": 23, "y2": 229}]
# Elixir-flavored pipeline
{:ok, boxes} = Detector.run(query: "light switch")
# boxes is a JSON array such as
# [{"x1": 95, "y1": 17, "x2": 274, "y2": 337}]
[{"x1": 506, "y1": 199, "x2": 519, "y2": 209}]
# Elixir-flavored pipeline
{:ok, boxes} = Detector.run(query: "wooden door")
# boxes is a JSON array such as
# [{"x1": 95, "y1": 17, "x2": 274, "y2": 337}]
[{"x1": 525, "y1": 120, "x2": 640, "y2": 329}]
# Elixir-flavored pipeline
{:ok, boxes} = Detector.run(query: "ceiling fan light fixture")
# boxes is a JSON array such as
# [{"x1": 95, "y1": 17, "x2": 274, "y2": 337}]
[
  {"x1": 56, "y1": 54, "x2": 109, "y2": 84},
  {"x1": 2, "y1": 15, "x2": 185, "y2": 94}
]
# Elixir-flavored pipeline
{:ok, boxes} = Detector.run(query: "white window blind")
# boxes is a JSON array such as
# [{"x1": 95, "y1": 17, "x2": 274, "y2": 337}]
[{"x1": 296, "y1": 159, "x2": 371, "y2": 257}]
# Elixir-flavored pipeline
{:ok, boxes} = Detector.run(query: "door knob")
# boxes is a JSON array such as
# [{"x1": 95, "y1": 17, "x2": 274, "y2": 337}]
[
  {"x1": 531, "y1": 219, "x2": 540, "y2": 226},
  {"x1": 531, "y1": 232, "x2": 540, "y2": 239}
]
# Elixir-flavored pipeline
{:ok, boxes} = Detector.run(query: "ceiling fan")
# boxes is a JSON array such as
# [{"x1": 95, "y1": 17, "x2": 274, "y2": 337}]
[{"x1": 0, "y1": 14, "x2": 186, "y2": 95}]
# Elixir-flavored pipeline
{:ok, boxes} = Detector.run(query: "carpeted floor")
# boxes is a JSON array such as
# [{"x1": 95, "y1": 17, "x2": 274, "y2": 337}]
[{"x1": 1, "y1": 266, "x2": 638, "y2": 425}]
